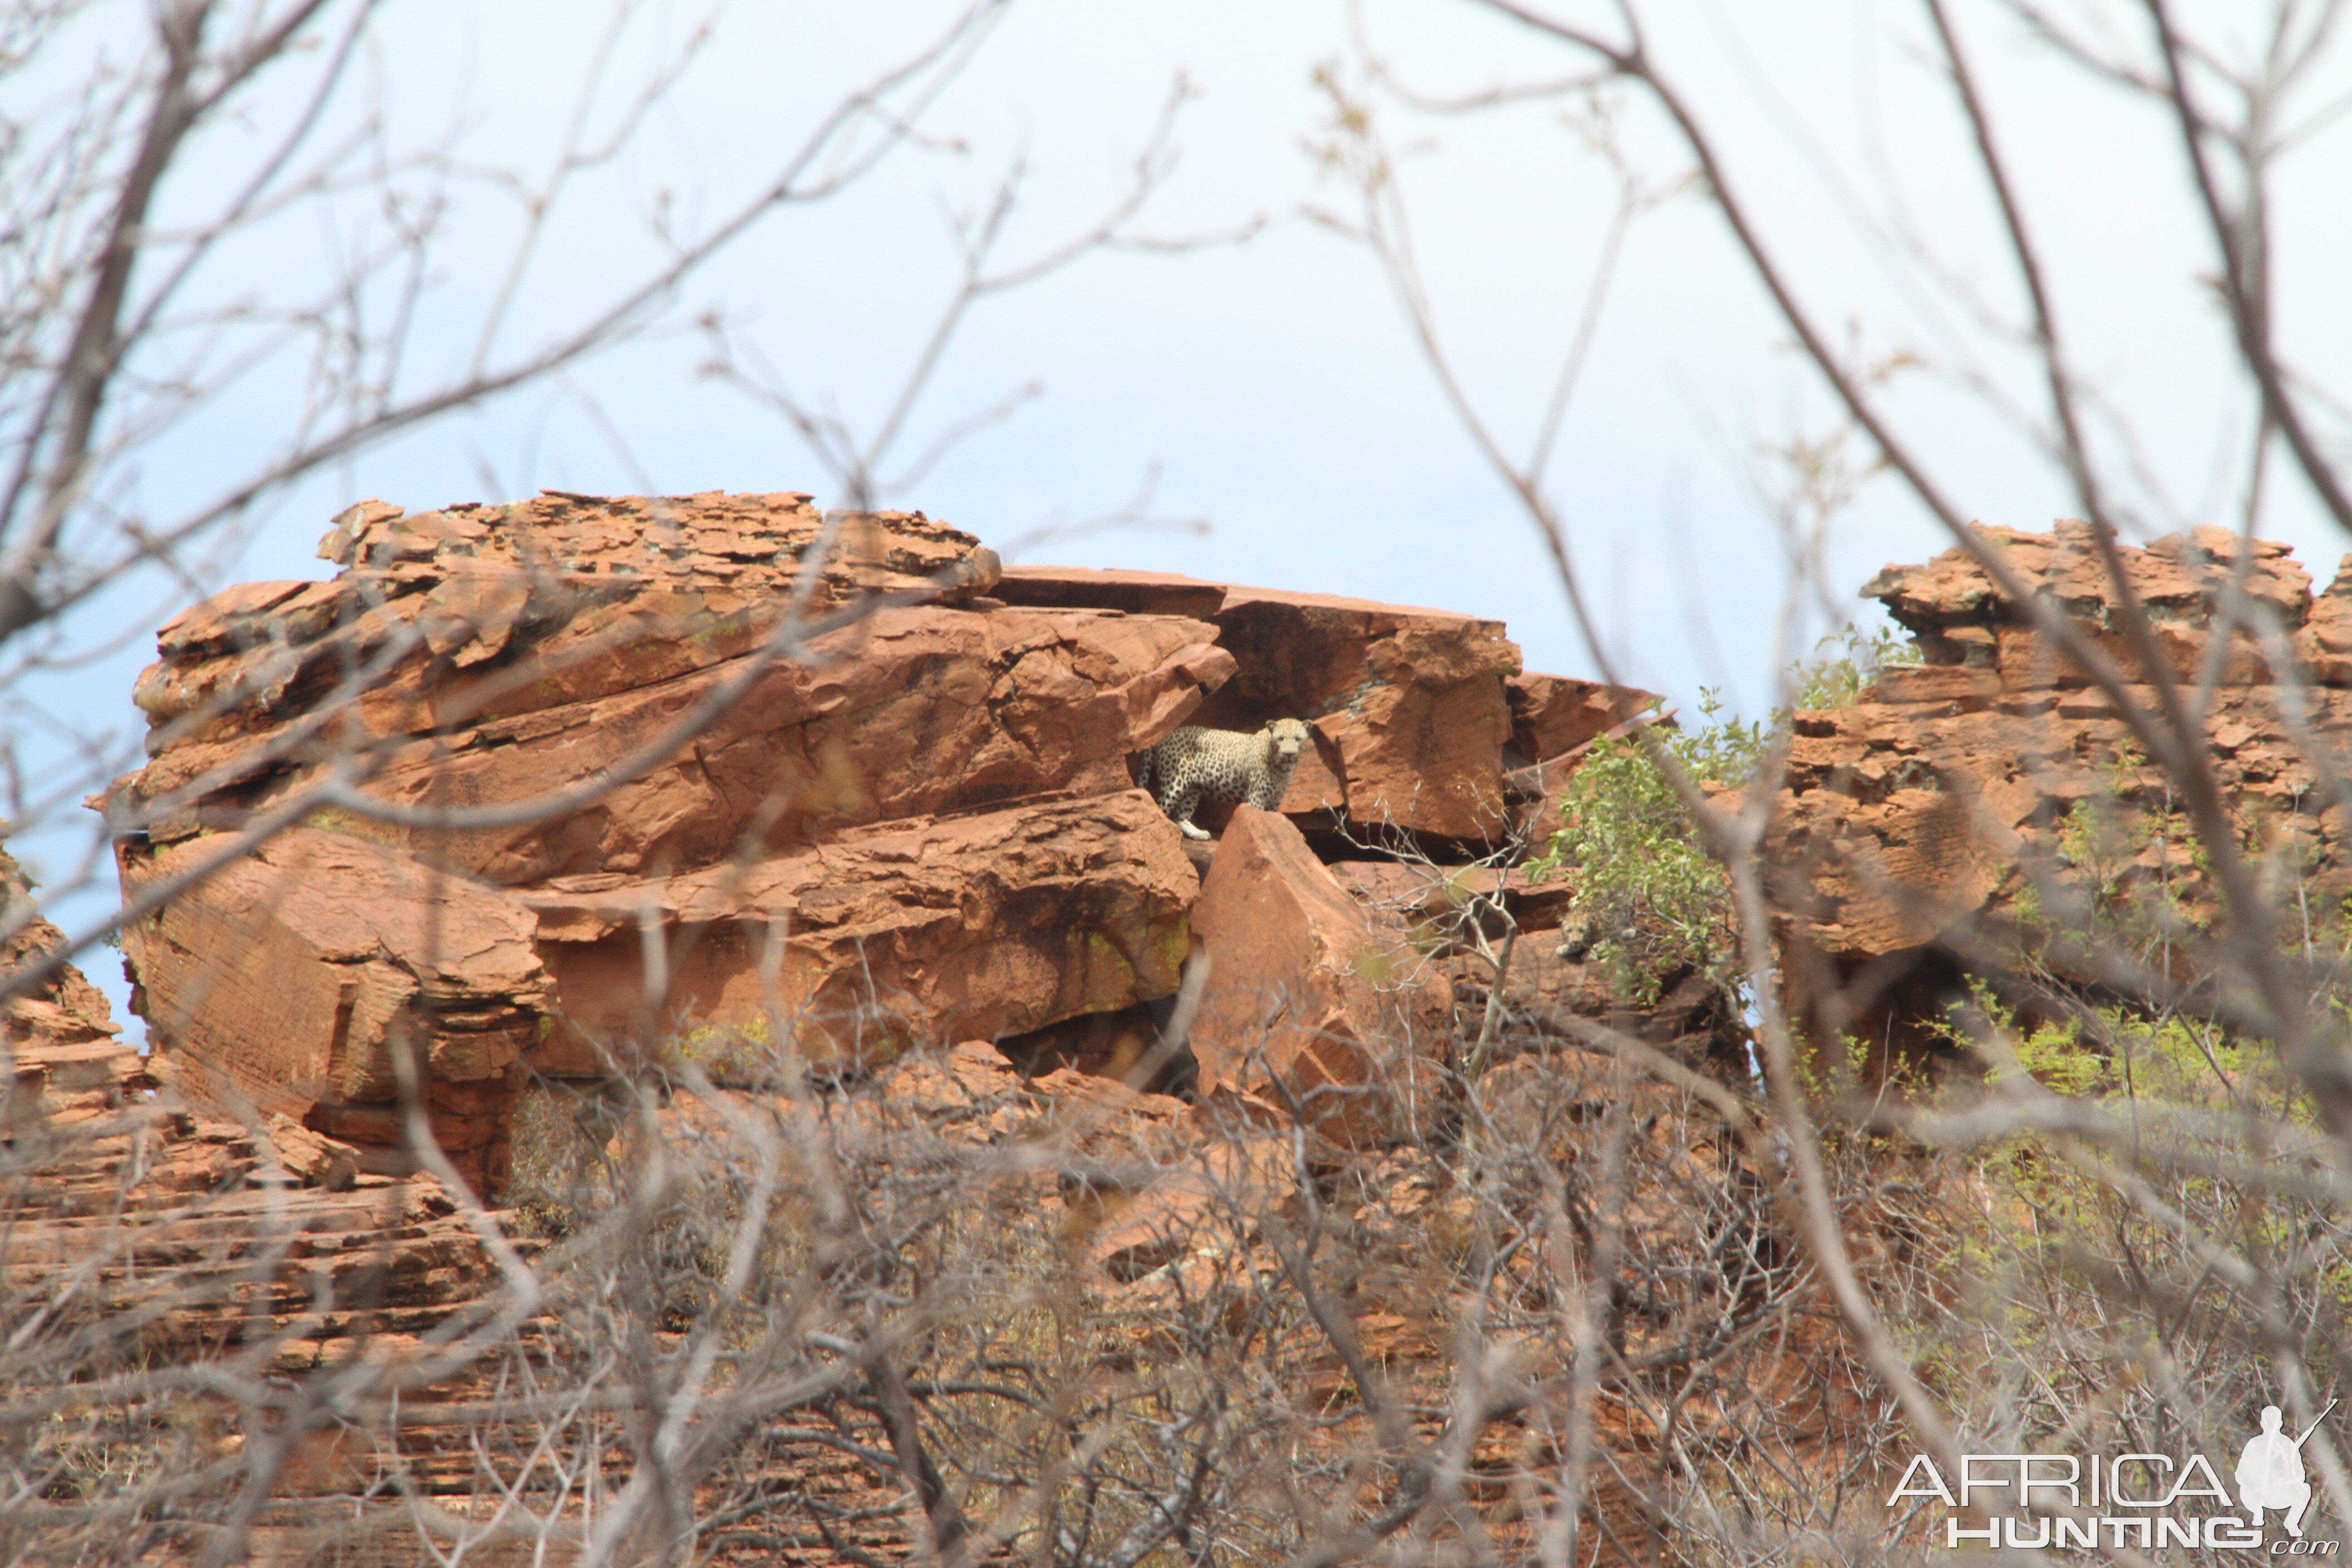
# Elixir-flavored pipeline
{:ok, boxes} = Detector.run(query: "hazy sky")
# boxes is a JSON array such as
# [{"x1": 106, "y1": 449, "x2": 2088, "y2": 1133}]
[
  {"x1": 118, "y1": 0, "x2": 2352, "y2": 704},
  {"x1": 17, "y1": 0, "x2": 2352, "y2": 991}
]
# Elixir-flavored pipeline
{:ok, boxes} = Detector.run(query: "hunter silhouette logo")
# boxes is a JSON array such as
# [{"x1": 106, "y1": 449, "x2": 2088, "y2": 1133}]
[{"x1": 2240, "y1": 1402, "x2": 2336, "y2": 1539}]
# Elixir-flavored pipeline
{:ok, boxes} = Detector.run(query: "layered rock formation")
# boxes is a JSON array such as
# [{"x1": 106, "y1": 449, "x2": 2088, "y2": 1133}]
[
  {"x1": 106, "y1": 493, "x2": 1649, "y2": 1194},
  {"x1": 1, "y1": 847, "x2": 136, "y2": 1135},
  {"x1": 1773, "y1": 520, "x2": 2352, "y2": 1061},
  {"x1": 0, "y1": 848, "x2": 492, "y2": 1377}
]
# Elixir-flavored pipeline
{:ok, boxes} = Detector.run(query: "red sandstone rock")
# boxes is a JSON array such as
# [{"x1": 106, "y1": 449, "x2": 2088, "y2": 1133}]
[
  {"x1": 1862, "y1": 520, "x2": 2310, "y2": 684},
  {"x1": 1, "y1": 846, "x2": 142, "y2": 1139},
  {"x1": 1186, "y1": 807, "x2": 1449, "y2": 1141},
  {"x1": 0, "y1": 931, "x2": 491, "y2": 1370},
  {"x1": 979, "y1": 563, "x2": 1229, "y2": 621},
  {"x1": 111, "y1": 501, "x2": 1249, "y2": 1191},
  {"x1": 1506, "y1": 673, "x2": 1659, "y2": 764},
  {"x1": 121, "y1": 827, "x2": 548, "y2": 1193},
  {"x1": 217, "y1": 602, "x2": 1231, "y2": 886},
  {"x1": 1, "y1": 850, "x2": 122, "y2": 1050},
  {"x1": 2300, "y1": 554, "x2": 2352, "y2": 684},
  {"x1": 999, "y1": 566, "x2": 1525, "y2": 839},
  {"x1": 111, "y1": 491, "x2": 1629, "y2": 1200},
  {"x1": 526, "y1": 791, "x2": 1199, "y2": 1072},
  {"x1": 1777, "y1": 520, "x2": 2352, "y2": 1058},
  {"x1": 1205, "y1": 585, "x2": 1522, "y2": 839}
]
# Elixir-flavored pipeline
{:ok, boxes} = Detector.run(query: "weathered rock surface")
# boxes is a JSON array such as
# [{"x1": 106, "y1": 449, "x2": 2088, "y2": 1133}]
[
  {"x1": 998, "y1": 566, "x2": 1533, "y2": 840},
  {"x1": 125, "y1": 826, "x2": 547, "y2": 1191},
  {"x1": 112, "y1": 495, "x2": 1651, "y2": 1196},
  {"x1": 1186, "y1": 806, "x2": 1449, "y2": 1140},
  {"x1": 1863, "y1": 519, "x2": 2311, "y2": 684},
  {"x1": 112, "y1": 500, "x2": 1247, "y2": 1187},
  {"x1": 528, "y1": 791, "x2": 1198, "y2": 1070},
  {"x1": 1, "y1": 950, "x2": 491, "y2": 1372},
  {"x1": 1775, "y1": 519, "x2": 2352, "y2": 1058},
  {"x1": 1504, "y1": 672, "x2": 1658, "y2": 768},
  {"x1": 50, "y1": 487, "x2": 1892, "y2": 1568},
  {"x1": 1, "y1": 847, "x2": 137, "y2": 1135}
]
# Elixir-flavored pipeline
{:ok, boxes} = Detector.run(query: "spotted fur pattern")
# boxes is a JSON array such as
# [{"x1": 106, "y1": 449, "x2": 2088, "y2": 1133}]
[{"x1": 1135, "y1": 719, "x2": 1312, "y2": 840}]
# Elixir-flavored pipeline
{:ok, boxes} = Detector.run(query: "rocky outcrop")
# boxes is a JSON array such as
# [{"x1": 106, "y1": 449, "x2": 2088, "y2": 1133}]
[
  {"x1": 108, "y1": 492, "x2": 1660, "y2": 1195},
  {"x1": 1774, "y1": 520, "x2": 2352, "y2": 1061},
  {"x1": 2, "y1": 848, "x2": 492, "y2": 1369},
  {"x1": 1, "y1": 848, "x2": 137, "y2": 1136},
  {"x1": 110, "y1": 498, "x2": 1239, "y2": 1190},
  {"x1": 41, "y1": 490, "x2": 1931, "y2": 1568}
]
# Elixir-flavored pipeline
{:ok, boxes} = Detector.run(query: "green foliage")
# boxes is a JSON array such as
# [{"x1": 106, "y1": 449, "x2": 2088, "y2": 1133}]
[
  {"x1": 1787, "y1": 622, "x2": 1921, "y2": 710},
  {"x1": 667, "y1": 1013, "x2": 777, "y2": 1087},
  {"x1": 1528, "y1": 627, "x2": 1911, "y2": 1005},
  {"x1": 1528, "y1": 708, "x2": 1738, "y2": 1005},
  {"x1": 1936, "y1": 975, "x2": 2248, "y2": 1103}
]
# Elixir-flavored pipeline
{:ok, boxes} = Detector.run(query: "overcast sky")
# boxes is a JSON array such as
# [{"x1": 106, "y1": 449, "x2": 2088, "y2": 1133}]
[{"x1": 17, "y1": 0, "x2": 2352, "y2": 1000}]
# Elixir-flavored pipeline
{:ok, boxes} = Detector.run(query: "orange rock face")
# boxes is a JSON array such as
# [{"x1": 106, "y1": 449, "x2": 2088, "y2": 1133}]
[
  {"x1": 1505, "y1": 672, "x2": 1658, "y2": 767},
  {"x1": 526, "y1": 791, "x2": 1198, "y2": 1070},
  {"x1": 109, "y1": 493, "x2": 1600, "y2": 1192},
  {"x1": 1775, "y1": 520, "x2": 2352, "y2": 1061},
  {"x1": 997, "y1": 566, "x2": 1529, "y2": 840},
  {"x1": 1185, "y1": 806, "x2": 1449, "y2": 1141},
  {"x1": 2, "y1": 846, "x2": 137, "y2": 1136},
  {"x1": 124, "y1": 827, "x2": 547, "y2": 1192},
  {"x1": 112, "y1": 499, "x2": 1240, "y2": 1191}
]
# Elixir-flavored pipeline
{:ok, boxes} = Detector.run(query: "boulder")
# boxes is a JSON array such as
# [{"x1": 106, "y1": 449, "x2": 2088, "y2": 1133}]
[
  {"x1": 131, "y1": 495, "x2": 1001, "y2": 758},
  {"x1": 1326, "y1": 859, "x2": 1578, "y2": 937},
  {"x1": 1185, "y1": 806, "x2": 1450, "y2": 1141},
  {"x1": 1088, "y1": 1131, "x2": 1294, "y2": 1284},
  {"x1": 121, "y1": 826, "x2": 548, "y2": 1193},
  {"x1": 525, "y1": 791, "x2": 1199, "y2": 1071}
]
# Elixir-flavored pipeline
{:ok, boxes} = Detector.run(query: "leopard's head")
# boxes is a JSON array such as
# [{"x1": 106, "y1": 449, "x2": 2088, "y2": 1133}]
[{"x1": 1265, "y1": 717, "x2": 1311, "y2": 765}]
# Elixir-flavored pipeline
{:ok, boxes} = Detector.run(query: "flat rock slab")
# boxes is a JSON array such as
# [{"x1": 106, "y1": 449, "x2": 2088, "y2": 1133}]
[{"x1": 526, "y1": 791, "x2": 1200, "y2": 1072}]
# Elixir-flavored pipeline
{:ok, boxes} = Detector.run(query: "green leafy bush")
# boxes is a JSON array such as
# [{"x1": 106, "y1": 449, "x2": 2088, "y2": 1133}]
[
  {"x1": 1528, "y1": 623, "x2": 1915, "y2": 1004},
  {"x1": 1527, "y1": 690, "x2": 1758, "y2": 1003}
]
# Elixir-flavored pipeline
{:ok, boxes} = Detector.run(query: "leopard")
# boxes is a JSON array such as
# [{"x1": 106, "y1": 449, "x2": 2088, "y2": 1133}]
[{"x1": 1135, "y1": 718, "x2": 1313, "y2": 840}]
